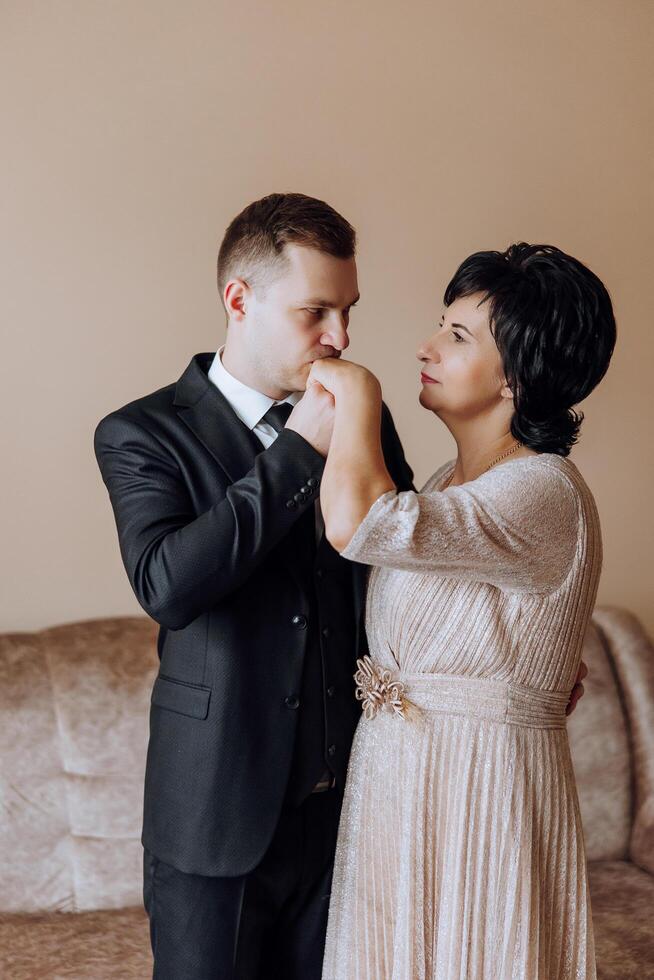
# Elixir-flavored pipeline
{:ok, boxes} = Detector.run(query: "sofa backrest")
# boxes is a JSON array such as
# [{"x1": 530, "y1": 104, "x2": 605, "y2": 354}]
[
  {"x1": 567, "y1": 616, "x2": 633, "y2": 861},
  {"x1": 580, "y1": 607, "x2": 654, "y2": 875},
  {"x1": 0, "y1": 617, "x2": 158, "y2": 913},
  {"x1": 0, "y1": 607, "x2": 651, "y2": 912}
]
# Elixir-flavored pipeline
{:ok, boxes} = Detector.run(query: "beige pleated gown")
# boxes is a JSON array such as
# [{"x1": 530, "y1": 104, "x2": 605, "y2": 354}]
[{"x1": 322, "y1": 453, "x2": 601, "y2": 980}]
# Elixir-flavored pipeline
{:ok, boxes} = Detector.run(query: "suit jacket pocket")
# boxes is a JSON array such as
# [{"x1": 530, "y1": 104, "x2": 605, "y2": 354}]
[{"x1": 151, "y1": 674, "x2": 211, "y2": 719}]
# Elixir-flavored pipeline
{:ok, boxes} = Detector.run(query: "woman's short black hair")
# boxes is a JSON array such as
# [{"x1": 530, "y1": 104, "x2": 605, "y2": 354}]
[{"x1": 443, "y1": 243, "x2": 617, "y2": 456}]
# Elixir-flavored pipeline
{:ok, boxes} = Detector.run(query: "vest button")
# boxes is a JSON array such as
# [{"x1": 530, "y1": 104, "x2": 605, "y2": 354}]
[
  {"x1": 327, "y1": 744, "x2": 337, "y2": 757},
  {"x1": 327, "y1": 686, "x2": 336, "y2": 698},
  {"x1": 291, "y1": 614, "x2": 307, "y2": 629},
  {"x1": 315, "y1": 568, "x2": 324, "y2": 579},
  {"x1": 321, "y1": 626, "x2": 331, "y2": 638},
  {"x1": 285, "y1": 694, "x2": 300, "y2": 709}
]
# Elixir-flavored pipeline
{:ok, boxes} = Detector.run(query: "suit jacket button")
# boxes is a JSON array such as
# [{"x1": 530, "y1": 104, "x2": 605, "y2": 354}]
[
  {"x1": 285, "y1": 694, "x2": 300, "y2": 709},
  {"x1": 286, "y1": 500, "x2": 297, "y2": 510},
  {"x1": 291, "y1": 614, "x2": 308, "y2": 629},
  {"x1": 327, "y1": 686, "x2": 336, "y2": 698},
  {"x1": 328, "y1": 744, "x2": 337, "y2": 756},
  {"x1": 321, "y1": 626, "x2": 331, "y2": 638}
]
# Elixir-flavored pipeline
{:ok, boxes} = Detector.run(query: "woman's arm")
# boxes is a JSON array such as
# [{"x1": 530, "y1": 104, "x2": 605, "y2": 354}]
[{"x1": 306, "y1": 359, "x2": 396, "y2": 551}]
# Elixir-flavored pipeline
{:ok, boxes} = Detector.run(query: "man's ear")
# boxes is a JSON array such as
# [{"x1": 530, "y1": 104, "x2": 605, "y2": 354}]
[{"x1": 223, "y1": 278, "x2": 250, "y2": 322}]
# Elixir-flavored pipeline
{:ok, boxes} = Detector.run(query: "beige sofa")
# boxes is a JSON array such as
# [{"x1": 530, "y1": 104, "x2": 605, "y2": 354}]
[{"x1": 0, "y1": 608, "x2": 652, "y2": 979}]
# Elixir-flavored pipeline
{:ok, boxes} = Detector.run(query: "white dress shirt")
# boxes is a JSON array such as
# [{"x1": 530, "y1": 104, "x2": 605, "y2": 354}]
[{"x1": 208, "y1": 347, "x2": 324, "y2": 541}]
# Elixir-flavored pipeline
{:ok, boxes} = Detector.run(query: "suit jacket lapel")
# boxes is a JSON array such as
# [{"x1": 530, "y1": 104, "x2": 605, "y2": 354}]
[
  {"x1": 173, "y1": 353, "x2": 318, "y2": 589},
  {"x1": 173, "y1": 353, "x2": 261, "y2": 484},
  {"x1": 173, "y1": 354, "x2": 368, "y2": 636}
]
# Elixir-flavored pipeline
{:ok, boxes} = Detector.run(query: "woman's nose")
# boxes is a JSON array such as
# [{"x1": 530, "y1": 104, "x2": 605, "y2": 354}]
[{"x1": 417, "y1": 340, "x2": 440, "y2": 364}]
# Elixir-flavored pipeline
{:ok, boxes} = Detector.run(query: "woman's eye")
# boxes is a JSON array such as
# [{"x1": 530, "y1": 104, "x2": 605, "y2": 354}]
[{"x1": 453, "y1": 331, "x2": 464, "y2": 343}]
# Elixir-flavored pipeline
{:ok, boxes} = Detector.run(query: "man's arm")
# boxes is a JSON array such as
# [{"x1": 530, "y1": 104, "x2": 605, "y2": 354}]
[
  {"x1": 94, "y1": 412, "x2": 324, "y2": 631},
  {"x1": 566, "y1": 660, "x2": 588, "y2": 715},
  {"x1": 380, "y1": 400, "x2": 416, "y2": 492}
]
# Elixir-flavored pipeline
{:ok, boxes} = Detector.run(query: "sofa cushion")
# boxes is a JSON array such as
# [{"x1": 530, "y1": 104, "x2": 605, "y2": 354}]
[
  {"x1": 0, "y1": 617, "x2": 158, "y2": 913},
  {"x1": 593, "y1": 607, "x2": 654, "y2": 876},
  {"x1": 588, "y1": 860, "x2": 654, "y2": 980},
  {"x1": 0, "y1": 631, "x2": 74, "y2": 913},
  {"x1": 567, "y1": 621, "x2": 633, "y2": 861},
  {"x1": 0, "y1": 905, "x2": 150, "y2": 979}
]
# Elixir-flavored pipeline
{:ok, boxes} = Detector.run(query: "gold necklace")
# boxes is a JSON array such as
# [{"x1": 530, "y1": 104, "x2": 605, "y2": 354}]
[{"x1": 442, "y1": 441, "x2": 522, "y2": 489}]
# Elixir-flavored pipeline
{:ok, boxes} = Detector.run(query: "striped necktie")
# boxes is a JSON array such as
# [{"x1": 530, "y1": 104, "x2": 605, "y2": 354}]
[{"x1": 261, "y1": 402, "x2": 293, "y2": 434}]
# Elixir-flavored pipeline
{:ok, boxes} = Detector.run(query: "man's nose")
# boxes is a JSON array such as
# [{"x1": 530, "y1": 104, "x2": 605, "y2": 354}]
[{"x1": 323, "y1": 313, "x2": 350, "y2": 351}]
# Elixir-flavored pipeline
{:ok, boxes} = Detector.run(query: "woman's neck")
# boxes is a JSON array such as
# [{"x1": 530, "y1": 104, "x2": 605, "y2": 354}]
[{"x1": 447, "y1": 425, "x2": 535, "y2": 486}]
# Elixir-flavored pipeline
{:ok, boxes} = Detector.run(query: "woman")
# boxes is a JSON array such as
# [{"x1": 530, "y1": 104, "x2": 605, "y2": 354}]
[{"x1": 310, "y1": 243, "x2": 616, "y2": 980}]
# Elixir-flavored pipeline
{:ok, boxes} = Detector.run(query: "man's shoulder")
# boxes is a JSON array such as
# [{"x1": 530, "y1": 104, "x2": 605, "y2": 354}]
[
  {"x1": 379, "y1": 399, "x2": 415, "y2": 491},
  {"x1": 97, "y1": 379, "x2": 176, "y2": 426},
  {"x1": 380, "y1": 399, "x2": 394, "y2": 424},
  {"x1": 94, "y1": 379, "x2": 179, "y2": 450},
  {"x1": 380, "y1": 399, "x2": 403, "y2": 442}
]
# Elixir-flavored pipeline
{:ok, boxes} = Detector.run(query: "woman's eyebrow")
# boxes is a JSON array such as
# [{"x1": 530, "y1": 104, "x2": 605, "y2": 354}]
[{"x1": 451, "y1": 321, "x2": 474, "y2": 337}]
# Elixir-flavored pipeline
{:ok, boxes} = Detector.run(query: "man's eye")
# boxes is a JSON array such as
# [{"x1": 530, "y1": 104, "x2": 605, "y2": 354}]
[{"x1": 305, "y1": 308, "x2": 322, "y2": 316}]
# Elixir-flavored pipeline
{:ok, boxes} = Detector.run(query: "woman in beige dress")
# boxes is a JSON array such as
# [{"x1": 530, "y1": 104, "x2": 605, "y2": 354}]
[{"x1": 308, "y1": 243, "x2": 616, "y2": 979}]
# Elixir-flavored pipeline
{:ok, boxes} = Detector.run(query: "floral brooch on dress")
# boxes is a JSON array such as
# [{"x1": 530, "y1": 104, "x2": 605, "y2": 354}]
[{"x1": 354, "y1": 655, "x2": 410, "y2": 720}]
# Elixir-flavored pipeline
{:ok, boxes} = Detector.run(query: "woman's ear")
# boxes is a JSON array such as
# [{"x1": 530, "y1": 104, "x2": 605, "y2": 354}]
[{"x1": 499, "y1": 378, "x2": 514, "y2": 401}]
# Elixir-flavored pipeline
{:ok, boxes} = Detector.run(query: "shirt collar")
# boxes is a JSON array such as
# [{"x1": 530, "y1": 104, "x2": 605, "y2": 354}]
[{"x1": 207, "y1": 346, "x2": 302, "y2": 431}]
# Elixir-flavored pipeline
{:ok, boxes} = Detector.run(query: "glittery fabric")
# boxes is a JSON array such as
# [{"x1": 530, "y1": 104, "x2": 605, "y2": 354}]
[{"x1": 322, "y1": 454, "x2": 601, "y2": 980}]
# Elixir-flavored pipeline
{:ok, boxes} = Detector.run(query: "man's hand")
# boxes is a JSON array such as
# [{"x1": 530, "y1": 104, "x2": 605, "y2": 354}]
[
  {"x1": 565, "y1": 660, "x2": 588, "y2": 716},
  {"x1": 285, "y1": 381, "x2": 335, "y2": 458}
]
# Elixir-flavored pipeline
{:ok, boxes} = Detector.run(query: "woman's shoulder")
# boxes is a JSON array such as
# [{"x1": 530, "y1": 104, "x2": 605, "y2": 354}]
[
  {"x1": 477, "y1": 453, "x2": 603, "y2": 543},
  {"x1": 420, "y1": 452, "x2": 578, "y2": 494},
  {"x1": 481, "y1": 452, "x2": 596, "y2": 503},
  {"x1": 419, "y1": 459, "x2": 456, "y2": 493},
  {"x1": 419, "y1": 452, "x2": 597, "y2": 517}
]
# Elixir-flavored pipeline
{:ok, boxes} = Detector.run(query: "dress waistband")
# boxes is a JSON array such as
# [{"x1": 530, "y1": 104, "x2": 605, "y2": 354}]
[{"x1": 354, "y1": 656, "x2": 569, "y2": 730}]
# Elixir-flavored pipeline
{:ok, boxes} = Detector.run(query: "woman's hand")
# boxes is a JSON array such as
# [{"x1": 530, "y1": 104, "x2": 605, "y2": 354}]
[{"x1": 307, "y1": 356, "x2": 380, "y2": 398}]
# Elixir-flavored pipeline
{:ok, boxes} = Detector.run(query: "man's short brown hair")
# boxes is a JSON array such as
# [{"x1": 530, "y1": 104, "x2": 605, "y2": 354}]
[{"x1": 217, "y1": 192, "x2": 356, "y2": 303}]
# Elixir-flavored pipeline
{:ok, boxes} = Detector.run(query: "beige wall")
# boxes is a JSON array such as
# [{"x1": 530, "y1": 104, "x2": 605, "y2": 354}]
[{"x1": 2, "y1": 1, "x2": 652, "y2": 636}]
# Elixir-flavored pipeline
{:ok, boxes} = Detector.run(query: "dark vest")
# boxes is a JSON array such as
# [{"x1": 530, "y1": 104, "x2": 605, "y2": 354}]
[{"x1": 248, "y1": 431, "x2": 361, "y2": 807}]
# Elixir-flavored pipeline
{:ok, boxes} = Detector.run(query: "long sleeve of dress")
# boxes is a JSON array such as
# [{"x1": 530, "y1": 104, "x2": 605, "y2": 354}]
[{"x1": 339, "y1": 455, "x2": 580, "y2": 594}]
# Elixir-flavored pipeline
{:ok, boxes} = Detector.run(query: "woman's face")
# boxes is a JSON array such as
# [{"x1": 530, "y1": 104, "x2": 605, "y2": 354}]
[{"x1": 417, "y1": 292, "x2": 512, "y2": 422}]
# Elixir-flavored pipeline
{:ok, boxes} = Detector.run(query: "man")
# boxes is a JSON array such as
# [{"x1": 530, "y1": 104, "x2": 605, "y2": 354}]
[{"x1": 94, "y1": 193, "x2": 587, "y2": 979}]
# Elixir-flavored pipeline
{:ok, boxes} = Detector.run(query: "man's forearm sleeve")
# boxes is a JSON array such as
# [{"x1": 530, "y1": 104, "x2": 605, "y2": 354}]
[{"x1": 94, "y1": 414, "x2": 324, "y2": 630}]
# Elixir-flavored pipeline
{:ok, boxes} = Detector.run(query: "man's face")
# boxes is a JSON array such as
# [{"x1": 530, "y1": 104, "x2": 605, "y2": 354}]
[{"x1": 241, "y1": 244, "x2": 360, "y2": 393}]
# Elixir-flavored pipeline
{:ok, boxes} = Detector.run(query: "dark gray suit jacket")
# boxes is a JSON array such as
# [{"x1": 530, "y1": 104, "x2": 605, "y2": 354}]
[{"x1": 94, "y1": 352, "x2": 415, "y2": 876}]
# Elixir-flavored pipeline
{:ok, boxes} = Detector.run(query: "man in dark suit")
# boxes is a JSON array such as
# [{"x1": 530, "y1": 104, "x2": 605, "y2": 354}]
[{"x1": 94, "y1": 192, "x2": 416, "y2": 979}]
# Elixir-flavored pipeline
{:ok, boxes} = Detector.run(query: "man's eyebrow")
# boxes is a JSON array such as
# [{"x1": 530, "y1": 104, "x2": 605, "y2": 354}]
[{"x1": 300, "y1": 294, "x2": 360, "y2": 308}]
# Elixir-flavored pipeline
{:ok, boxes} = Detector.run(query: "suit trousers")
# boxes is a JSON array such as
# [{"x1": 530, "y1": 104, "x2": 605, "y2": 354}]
[{"x1": 143, "y1": 784, "x2": 343, "y2": 979}]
